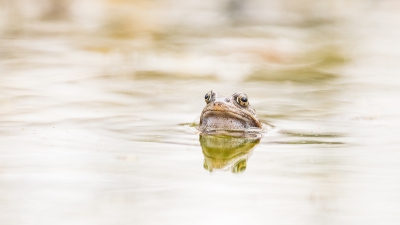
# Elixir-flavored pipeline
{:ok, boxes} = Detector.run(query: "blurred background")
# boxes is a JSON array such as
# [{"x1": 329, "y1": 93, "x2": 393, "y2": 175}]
[
  {"x1": 1, "y1": 0, "x2": 400, "y2": 225},
  {"x1": 1, "y1": 0, "x2": 400, "y2": 81}
]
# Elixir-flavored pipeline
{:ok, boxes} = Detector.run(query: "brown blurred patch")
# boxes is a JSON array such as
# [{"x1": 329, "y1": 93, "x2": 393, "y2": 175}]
[
  {"x1": 101, "y1": 0, "x2": 163, "y2": 39},
  {"x1": 134, "y1": 71, "x2": 217, "y2": 80}
]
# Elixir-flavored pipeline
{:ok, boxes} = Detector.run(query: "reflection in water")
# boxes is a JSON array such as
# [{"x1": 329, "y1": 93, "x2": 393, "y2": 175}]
[{"x1": 199, "y1": 134, "x2": 260, "y2": 173}]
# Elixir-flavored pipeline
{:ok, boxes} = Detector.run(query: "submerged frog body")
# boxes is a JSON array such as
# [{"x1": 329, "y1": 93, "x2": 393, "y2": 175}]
[
  {"x1": 198, "y1": 90, "x2": 263, "y2": 133},
  {"x1": 200, "y1": 134, "x2": 260, "y2": 173}
]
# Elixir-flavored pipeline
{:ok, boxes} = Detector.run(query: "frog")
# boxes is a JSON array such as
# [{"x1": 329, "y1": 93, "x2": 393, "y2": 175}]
[{"x1": 198, "y1": 90, "x2": 263, "y2": 133}]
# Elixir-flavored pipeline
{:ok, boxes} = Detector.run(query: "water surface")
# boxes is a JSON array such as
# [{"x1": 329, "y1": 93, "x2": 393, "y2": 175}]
[{"x1": 1, "y1": 1, "x2": 400, "y2": 225}]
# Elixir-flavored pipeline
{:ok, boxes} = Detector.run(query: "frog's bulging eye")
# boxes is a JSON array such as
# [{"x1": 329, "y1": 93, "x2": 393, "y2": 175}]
[
  {"x1": 236, "y1": 93, "x2": 249, "y2": 107},
  {"x1": 232, "y1": 159, "x2": 247, "y2": 173},
  {"x1": 205, "y1": 91, "x2": 212, "y2": 103}
]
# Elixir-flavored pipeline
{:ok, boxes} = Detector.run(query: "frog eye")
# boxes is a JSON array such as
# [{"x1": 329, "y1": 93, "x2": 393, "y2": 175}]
[
  {"x1": 232, "y1": 159, "x2": 247, "y2": 173},
  {"x1": 203, "y1": 159, "x2": 212, "y2": 172},
  {"x1": 236, "y1": 93, "x2": 249, "y2": 107},
  {"x1": 205, "y1": 91, "x2": 212, "y2": 103}
]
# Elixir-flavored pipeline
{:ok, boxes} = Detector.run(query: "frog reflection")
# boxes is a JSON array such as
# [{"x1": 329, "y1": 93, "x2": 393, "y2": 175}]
[{"x1": 199, "y1": 134, "x2": 260, "y2": 173}]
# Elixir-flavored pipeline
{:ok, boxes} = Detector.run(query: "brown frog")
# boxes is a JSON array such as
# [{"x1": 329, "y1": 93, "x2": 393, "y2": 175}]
[{"x1": 198, "y1": 90, "x2": 263, "y2": 132}]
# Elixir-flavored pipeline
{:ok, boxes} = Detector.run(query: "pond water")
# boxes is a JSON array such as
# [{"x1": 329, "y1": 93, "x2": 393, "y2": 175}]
[{"x1": 1, "y1": 1, "x2": 400, "y2": 225}]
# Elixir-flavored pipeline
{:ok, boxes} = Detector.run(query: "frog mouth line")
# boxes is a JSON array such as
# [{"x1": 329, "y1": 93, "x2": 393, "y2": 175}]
[
  {"x1": 202, "y1": 150, "x2": 250, "y2": 169},
  {"x1": 201, "y1": 109, "x2": 261, "y2": 127}
]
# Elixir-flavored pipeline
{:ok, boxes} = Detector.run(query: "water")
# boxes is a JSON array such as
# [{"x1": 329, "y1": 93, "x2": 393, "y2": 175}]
[{"x1": 1, "y1": 1, "x2": 400, "y2": 225}]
